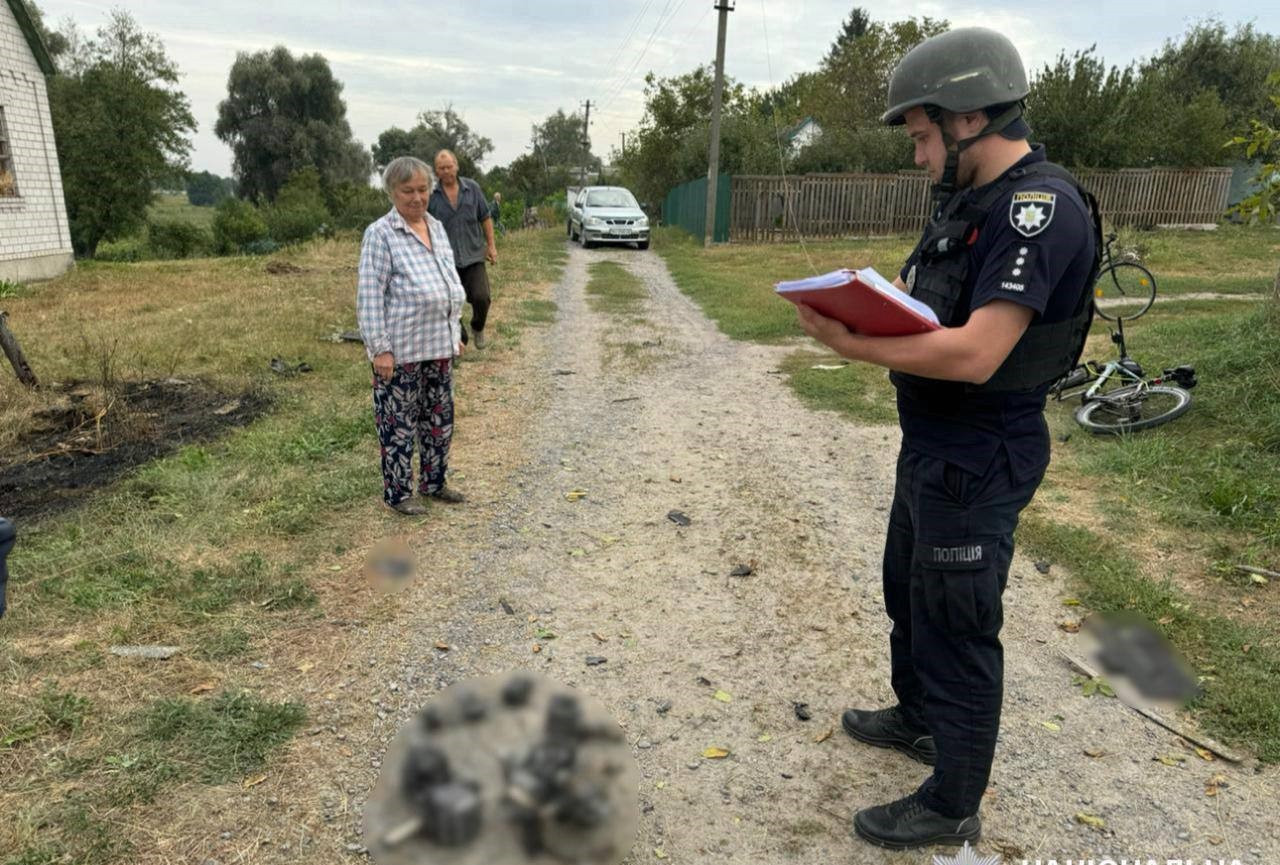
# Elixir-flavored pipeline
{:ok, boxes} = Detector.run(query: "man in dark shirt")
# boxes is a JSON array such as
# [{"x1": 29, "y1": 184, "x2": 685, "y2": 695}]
[
  {"x1": 795, "y1": 27, "x2": 1099, "y2": 851},
  {"x1": 429, "y1": 150, "x2": 498, "y2": 349}
]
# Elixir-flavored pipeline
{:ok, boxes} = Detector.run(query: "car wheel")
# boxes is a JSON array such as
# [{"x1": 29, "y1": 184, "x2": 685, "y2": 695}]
[{"x1": 637, "y1": 239, "x2": 650, "y2": 250}]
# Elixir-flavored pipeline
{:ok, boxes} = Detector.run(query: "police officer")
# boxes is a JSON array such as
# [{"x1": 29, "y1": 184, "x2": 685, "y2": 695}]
[{"x1": 795, "y1": 28, "x2": 1101, "y2": 850}]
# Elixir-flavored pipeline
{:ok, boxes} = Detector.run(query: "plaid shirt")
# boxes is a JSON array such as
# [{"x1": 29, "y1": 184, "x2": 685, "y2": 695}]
[{"x1": 357, "y1": 208, "x2": 465, "y2": 363}]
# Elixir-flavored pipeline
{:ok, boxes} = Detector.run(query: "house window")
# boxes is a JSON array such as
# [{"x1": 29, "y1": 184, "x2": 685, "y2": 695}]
[{"x1": 0, "y1": 108, "x2": 17, "y2": 197}]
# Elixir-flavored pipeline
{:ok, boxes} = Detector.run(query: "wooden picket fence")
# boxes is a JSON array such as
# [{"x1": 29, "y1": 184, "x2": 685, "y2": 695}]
[{"x1": 725, "y1": 167, "x2": 1233, "y2": 242}]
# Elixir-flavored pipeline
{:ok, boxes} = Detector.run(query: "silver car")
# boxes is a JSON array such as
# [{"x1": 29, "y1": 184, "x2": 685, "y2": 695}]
[{"x1": 567, "y1": 186, "x2": 650, "y2": 250}]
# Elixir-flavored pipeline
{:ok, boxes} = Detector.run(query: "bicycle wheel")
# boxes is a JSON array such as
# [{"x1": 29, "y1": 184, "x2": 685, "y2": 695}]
[
  {"x1": 1093, "y1": 262, "x2": 1156, "y2": 322},
  {"x1": 1074, "y1": 384, "x2": 1191, "y2": 435}
]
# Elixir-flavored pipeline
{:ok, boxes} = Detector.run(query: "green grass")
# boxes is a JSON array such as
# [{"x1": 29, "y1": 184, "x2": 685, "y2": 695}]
[
  {"x1": 1017, "y1": 515, "x2": 1280, "y2": 762},
  {"x1": 0, "y1": 227, "x2": 569, "y2": 860},
  {"x1": 585, "y1": 260, "x2": 648, "y2": 315},
  {"x1": 657, "y1": 224, "x2": 1280, "y2": 760},
  {"x1": 1053, "y1": 302, "x2": 1280, "y2": 557},
  {"x1": 780, "y1": 351, "x2": 898, "y2": 426},
  {"x1": 140, "y1": 691, "x2": 306, "y2": 783},
  {"x1": 656, "y1": 227, "x2": 915, "y2": 342},
  {"x1": 148, "y1": 193, "x2": 216, "y2": 229}
]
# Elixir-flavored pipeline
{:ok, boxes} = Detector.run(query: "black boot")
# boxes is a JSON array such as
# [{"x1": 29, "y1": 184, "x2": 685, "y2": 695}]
[
  {"x1": 853, "y1": 792, "x2": 980, "y2": 850},
  {"x1": 841, "y1": 705, "x2": 936, "y2": 765}
]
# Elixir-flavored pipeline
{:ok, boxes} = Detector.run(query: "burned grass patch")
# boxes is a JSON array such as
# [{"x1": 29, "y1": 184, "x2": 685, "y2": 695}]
[{"x1": 0, "y1": 378, "x2": 271, "y2": 523}]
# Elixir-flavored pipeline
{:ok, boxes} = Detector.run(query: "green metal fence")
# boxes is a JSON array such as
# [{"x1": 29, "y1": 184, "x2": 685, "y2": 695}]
[{"x1": 662, "y1": 174, "x2": 730, "y2": 243}]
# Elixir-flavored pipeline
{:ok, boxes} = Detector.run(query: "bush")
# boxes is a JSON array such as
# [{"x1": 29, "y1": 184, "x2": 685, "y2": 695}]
[
  {"x1": 242, "y1": 238, "x2": 281, "y2": 256},
  {"x1": 498, "y1": 199, "x2": 523, "y2": 230},
  {"x1": 147, "y1": 218, "x2": 212, "y2": 259},
  {"x1": 327, "y1": 182, "x2": 389, "y2": 230},
  {"x1": 94, "y1": 236, "x2": 149, "y2": 262},
  {"x1": 212, "y1": 198, "x2": 268, "y2": 254},
  {"x1": 263, "y1": 168, "x2": 331, "y2": 243},
  {"x1": 262, "y1": 205, "x2": 328, "y2": 244}
]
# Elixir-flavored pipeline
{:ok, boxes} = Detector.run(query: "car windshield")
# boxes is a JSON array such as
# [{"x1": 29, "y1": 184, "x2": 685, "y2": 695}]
[{"x1": 585, "y1": 189, "x2": 638, "y2": 208}]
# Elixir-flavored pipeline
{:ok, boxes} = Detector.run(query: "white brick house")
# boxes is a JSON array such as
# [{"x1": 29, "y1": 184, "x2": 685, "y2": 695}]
[{"x1": 0, "y1": 0, "x2": 71, "y2": 283}]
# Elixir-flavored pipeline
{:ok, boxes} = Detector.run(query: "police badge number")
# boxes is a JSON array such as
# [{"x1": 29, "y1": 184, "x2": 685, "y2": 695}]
[{"x1": 1009, "y1": 191, "x2": 1056, "y2": 238}]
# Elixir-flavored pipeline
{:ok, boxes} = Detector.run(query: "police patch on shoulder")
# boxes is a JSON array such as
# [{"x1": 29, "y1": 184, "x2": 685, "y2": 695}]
[{"x1": 1009, "y1": 190, "x2": 1056, "y2": 237}]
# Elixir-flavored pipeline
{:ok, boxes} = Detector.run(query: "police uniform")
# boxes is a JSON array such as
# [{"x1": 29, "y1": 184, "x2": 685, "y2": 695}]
[{"x1": 882, "y1": 144, "x2": 1099, "y2": 819}]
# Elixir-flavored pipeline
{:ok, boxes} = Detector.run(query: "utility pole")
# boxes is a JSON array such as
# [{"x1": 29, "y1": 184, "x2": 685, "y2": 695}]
[
  {"x1": 580, "y1": 99, "x2": 593, "y2": 186},
  {"x1": 620, "y1": 132, "x2": 626, "y2": 155},
  {"x1": 704, "y1": 1, "x2": 734, "y2": 247}
]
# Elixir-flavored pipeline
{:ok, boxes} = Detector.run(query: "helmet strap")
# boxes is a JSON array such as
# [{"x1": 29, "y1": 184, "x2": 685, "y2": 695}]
[{"x1": 925, "y1": 102, "x2": 1025, "y2": 207}]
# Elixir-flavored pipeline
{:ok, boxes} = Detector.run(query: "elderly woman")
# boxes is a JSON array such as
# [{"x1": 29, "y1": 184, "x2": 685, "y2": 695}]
[{"x1": 357, "y1": 156, "x2": 467, "y2": 515}]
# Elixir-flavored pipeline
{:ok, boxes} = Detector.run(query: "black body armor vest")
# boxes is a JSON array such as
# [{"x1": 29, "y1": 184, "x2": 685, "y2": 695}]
[{"x1": 894, "y1": 161, "x2": 1102, "y2": 394}]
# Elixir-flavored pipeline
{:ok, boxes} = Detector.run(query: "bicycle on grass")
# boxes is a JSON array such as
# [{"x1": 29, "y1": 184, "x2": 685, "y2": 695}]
[{"x1": 1050, "y1": 235, "x2": 1197, "y2": 435}]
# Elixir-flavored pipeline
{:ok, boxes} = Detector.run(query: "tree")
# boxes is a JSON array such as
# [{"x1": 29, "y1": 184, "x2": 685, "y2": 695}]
[
  {"x1": 371, "y1": 106, "x2": 493, "y2": 179},
  {"x1": 23, "y1": 0, "x2": 70, "y2": 63},
  {"x1": 215, "y1": 46, "x2": 371, "y2": 203},
  {"x1": 824, "y1": 6, "x2": 871, "y2": 64},
  {"x1": 186, "y1": 170, "x2": 234, "y2": 206},
  {"x1": 1143, "y1": 20, "x2": 1280, "y2": 135},
  {"x1": 46, "y1": 10, "x2": 195, "y2": 256},
  {"x1": 1226, "y1": 72, "x2": 1280, "y2": 300},
  {"x1": 531, "y1": 109, "x2": 598, "y2": 175},
  {"x1": 1026, "y1": 46, "x2": 1230, "y2": 168}
]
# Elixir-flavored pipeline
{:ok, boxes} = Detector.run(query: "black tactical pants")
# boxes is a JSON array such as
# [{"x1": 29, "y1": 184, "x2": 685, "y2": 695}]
[{"x1": 882, "y1": 444, "x2": 1044, "y2": 818}]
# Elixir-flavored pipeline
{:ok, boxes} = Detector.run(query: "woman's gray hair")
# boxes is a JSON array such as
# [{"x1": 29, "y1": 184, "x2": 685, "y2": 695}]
[{"x1": 382, "y1": 156, "x2": 434, "y2": 197}]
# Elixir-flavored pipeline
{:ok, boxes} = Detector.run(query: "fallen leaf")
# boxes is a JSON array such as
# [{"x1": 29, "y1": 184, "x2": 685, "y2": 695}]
[
  {"x1": 296, "y1": 662, "x2": 314, "y2": 673},
  {"x1": 535, "y1": 627, "x2": 557, "y2": 640},
  {"x1": 1157, "y1": 615, "x2": 1175, "y2": 625},
  {"x1": 1041, "y1": 720, "x2": 1061, "y2": 732},
  {"x1": 666, "y1": 510, "x2": 692, "y2": 527},
  {"x1": 328, "y1": 564, "x2": 342, "y2": 571},
  {"x1": 702, "y1": 746, "x2": 730, "y2": 759},
  {"x1": 1208, "y1": 836, "x2": 1224, "y2": 846},
  {"x1": 1083, "y1": 747, "x2": 1106, "y2": 758},
  {"x1": 654, "y1": 781, "x2": 665, "y2": 789},
  {"x1": 434, "y1": 641, "x2": 450, "y2": 651},
  {"x1": 564, "y1": 489, "x2": 588, "y2": 501},
  {"x1": 1249, "y1": 573, "x2": 1269, "y2": 586},
  {"x1": 532, "y1": 644, "x2": 542, "y2": 653},
  {"x1": 730, "y1": 563, "x2": 754, "y2": 577},
  {"x1": 1061, "y1": 598, "x2": 1081, "y2": 607},
  {"x1": 1242, "y1": 644, "x2": 1252, "y2": 654},
  {"x1": 1154, "y1": 754, "x2": 1186, "y2": 766},
  {"x1": 1194, "y1": 747, "x2": 1215, "y2": 761},
  {"x1": 243, "y1": 774, "x2": 268, "y2": 788},
  {"x1": 1058, "y1": 619, "x2": 1081, "y2": 633},
  {"x1": 813, "y1": 726, "x2": 833, "y2": 744},
  {"x1": 189, "y1": 681, "x2": 217, "y2": 695},
  {"x1": 591, "y1": 631, "x2": 608, "y2": 642},
  {"x1": 1074, "y1": 812, "x2": 1105, "y2": 830},
  {"x1": 568, "y1": 548, "x2": 586, "y2": 557},
  {"x1": 1204, "y1": 774, "x2": 1229, "y2": 796},
  {"x1": 669, "y1": 475, "x2": 681, "y2": 483},
  {"x1": 758, "y1": 733, "x2": 773, "y2": 742},
  {"x1": 654, "y1": 849, "x2": 667, "y2": 860},
  {"x1": 713, "y1": 690, "x2": 732, "y2": 703}
]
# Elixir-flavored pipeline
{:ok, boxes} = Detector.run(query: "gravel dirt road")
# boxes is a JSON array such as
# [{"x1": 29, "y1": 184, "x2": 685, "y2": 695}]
[{"x1": 184, "y1": 241, "x2": 1277, "y2": 865}]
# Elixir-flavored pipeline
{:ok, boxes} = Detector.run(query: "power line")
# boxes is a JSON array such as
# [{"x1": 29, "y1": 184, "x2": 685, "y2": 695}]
[
  {"x1": 758, "y1": 0, "x2": 815, "y2": 271},
  {"x1": 597, "y1": 0, "x2": 689, "y2": 119},
  {"x1": 597, "y1": 0, "x2": 659, "y2": 109}
]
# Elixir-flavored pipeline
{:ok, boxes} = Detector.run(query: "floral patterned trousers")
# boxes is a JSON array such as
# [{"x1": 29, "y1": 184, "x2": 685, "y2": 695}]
[{"x1": 372, "y1": 359, "x2": 453, "y2": 506}]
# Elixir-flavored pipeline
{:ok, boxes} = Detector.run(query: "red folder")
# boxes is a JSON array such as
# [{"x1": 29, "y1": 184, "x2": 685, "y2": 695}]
[{"x1": 775, "y1": 268, "x2": 941, "y2": 337}]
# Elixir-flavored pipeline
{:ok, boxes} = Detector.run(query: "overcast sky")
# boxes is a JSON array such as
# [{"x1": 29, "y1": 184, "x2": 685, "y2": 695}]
[{"x1": 32, "y1": 0, "x2": 1280, "y2": 177}]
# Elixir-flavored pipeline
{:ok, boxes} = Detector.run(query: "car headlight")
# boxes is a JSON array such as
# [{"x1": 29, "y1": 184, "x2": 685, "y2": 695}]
[
  {"x1": 585, "y1": 216, "x2": 604, "y2": 227},
  {"x1": 636, "y1": 216, "x2": 649, "y2": 227}
]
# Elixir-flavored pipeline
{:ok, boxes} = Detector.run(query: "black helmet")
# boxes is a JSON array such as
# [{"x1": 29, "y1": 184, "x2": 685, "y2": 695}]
[{"x1": 882, "y1": 27, "x2": 1029, "y2": 126}]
